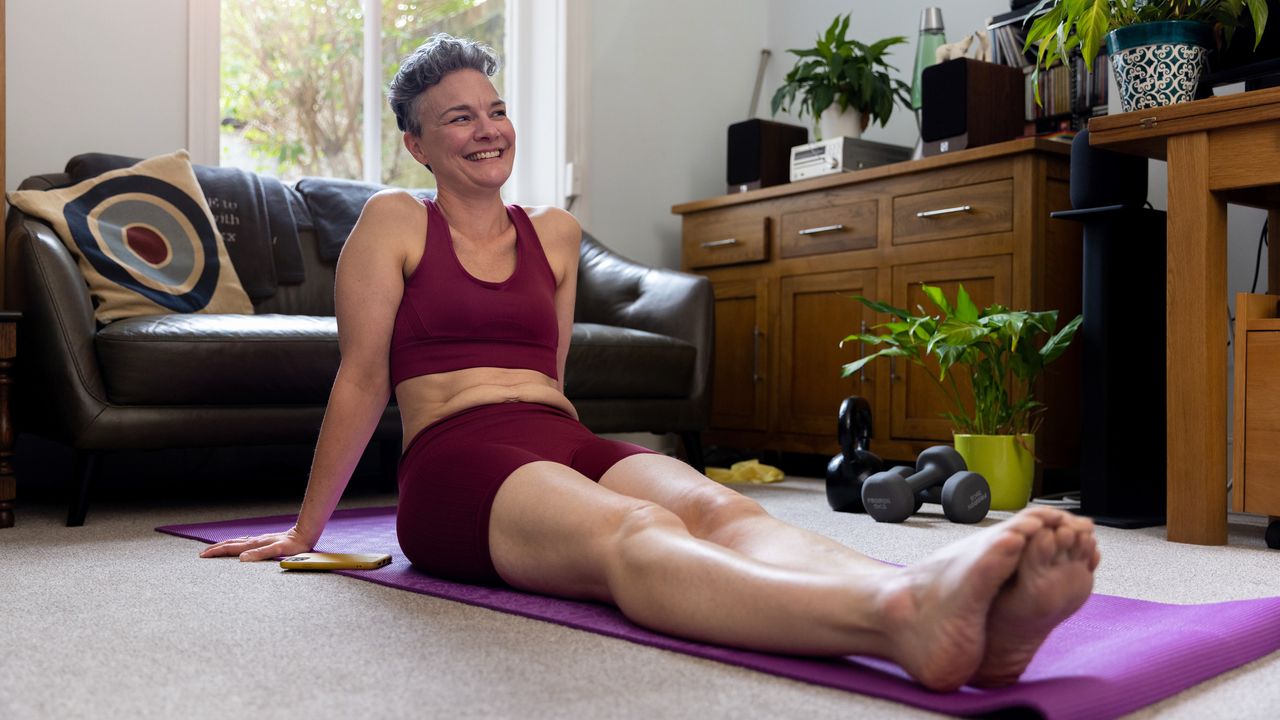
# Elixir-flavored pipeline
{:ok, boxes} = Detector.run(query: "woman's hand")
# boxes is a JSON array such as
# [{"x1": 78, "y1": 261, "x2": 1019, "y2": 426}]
[{"x1": 199, "y1": 526, "x2": 314, "y2": 562}]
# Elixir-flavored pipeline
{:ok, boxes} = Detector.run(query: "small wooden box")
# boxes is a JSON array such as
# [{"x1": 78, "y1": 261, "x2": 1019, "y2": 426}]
[{"x1": 1231, "y1": 293, "x2": 1280, "y2": 520}]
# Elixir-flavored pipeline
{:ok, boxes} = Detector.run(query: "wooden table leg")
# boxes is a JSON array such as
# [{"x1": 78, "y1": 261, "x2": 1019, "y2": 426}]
[{"x1": 1166, "y1": 132, "x2": 1229, "y2": 545}]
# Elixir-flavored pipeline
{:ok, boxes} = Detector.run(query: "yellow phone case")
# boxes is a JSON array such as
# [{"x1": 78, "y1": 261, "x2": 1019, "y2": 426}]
[{"x1": 279, "y1": 552, "x2": 392, "y2": 570}]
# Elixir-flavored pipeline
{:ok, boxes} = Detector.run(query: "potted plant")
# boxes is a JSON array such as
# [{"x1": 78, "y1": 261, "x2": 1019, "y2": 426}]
[
  {"x1": 841, "y1": 285, "x2": 1082, "y2": 510},
  {"x1": 1022, "y1": 0, "x2": 1269, "y2": 111},
  {"x1": 771, "y1": 13, "x2": 913, "y2": 140}
]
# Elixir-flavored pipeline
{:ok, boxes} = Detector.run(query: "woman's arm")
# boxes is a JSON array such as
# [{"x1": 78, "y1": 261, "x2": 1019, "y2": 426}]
[
  {"x1": 531, "y1": 206, "x2": 582, "y2": 395},
  {"x1": 201, "y1": 190, "x2": 425, "y2": 561}
]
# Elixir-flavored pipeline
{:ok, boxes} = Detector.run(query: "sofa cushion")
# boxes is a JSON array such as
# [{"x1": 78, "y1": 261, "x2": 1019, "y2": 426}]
[
  {"x1": 294, "y1": 177, "x2": 434, "y2": 261},
  {"x1": 65, "y1": 152, "x2": 309, "y2": 296},
  {"x1": 6, "y1": 151, "x2": 255, "y2": 323},
  {"x1": 97, "y1": 314, "x2": 339, "y2": 405},
  {"x1": 96, "y1": 318, "x2": 693, "y2": 406},
  {"x1": 564, "y1": 323, "x2": 694, "y2": 399}
]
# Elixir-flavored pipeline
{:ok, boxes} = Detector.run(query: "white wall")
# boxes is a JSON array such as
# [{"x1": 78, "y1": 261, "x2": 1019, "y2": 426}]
[
  {"x1": 574, "y1": 0, "x2": 767, "y2": 269},
  {"x1": 6, "y1": 0, "x2": 189, "y2": 190}
]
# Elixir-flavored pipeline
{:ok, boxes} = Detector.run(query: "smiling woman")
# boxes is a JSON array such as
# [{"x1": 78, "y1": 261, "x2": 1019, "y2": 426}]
[{"x1": 197, "y1": 32, "x2": 1102, "y2": 695}]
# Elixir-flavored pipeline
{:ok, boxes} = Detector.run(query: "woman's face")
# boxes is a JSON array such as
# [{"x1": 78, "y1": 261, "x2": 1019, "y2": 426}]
[{"x1": 406, "y1": 68, "x2": 515, "y2": 191}]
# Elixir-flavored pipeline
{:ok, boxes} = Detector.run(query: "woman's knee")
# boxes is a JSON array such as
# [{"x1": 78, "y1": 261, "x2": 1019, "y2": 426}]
[
  {"x1": 683, "y1": 487, "x2": 769, "y2": 541},
  {"x1": 613, "y1": 501, "x2": 686, "y2": 542},
  {"x1": 607, "y1": 502, "x2": 688, "y2": 574}
]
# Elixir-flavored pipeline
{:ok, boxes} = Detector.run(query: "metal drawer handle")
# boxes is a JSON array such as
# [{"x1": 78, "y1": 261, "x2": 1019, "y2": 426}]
[
  {"x1": 700, "y1": 238, "x2": 739, "y2": 248},
  {"x1": 916, "y1": 204, "x2": 973, "y2": 218},
  {"x1": 797, "y1": 223, "x2": 845, "y2": 236}
]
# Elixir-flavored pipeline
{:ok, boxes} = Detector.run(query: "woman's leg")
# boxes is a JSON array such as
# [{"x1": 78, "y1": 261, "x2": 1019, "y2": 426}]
[
  {"x1": 601, "y1": 454, "x2": 1094, "y2": 574},
  {"x1": 598, "y1": 452, "x2": 1099, "y2": 686},
  {"x1": 488, "y1": 459, "x2": 1051, "y2": 691},
  {"x1": 598, "y1": 454, "x2": 912, "y2": 574}
]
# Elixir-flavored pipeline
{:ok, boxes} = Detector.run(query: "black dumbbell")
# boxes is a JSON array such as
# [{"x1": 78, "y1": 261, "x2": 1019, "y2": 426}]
[
  {"x1": 826, "y1": 396, "x2": 879, "y2": 513},
  {"x1": 861, "y1": 446, "x2": 991, "y2": 524},
  {"x1": 828, "y1": 456, "x2": 919, "y2": 513}
]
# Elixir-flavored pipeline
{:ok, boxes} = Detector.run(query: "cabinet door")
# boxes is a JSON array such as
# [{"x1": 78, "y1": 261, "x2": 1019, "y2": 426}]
[
  {"x1": 711, "y1": 278, "x2": 770, "y2": 431},
  {"x1": 776, "y1": 269, "x2": 878, "y2": 437},
  {"x1": 1243, "y1": 332, "x2": 1280, "y2": 516},
  {"x1": 890, "y1": 257, "x2": 1012, "y2": 442}
]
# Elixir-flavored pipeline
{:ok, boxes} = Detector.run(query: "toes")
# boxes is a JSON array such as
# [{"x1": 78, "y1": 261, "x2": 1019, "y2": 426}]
[
  {"x1": 1053, "y1": 525, "x2": 1077, "y2": 562},
  {"x1": 1071, "y1": 530, "x2": 1096, "y2": 564},
  {"x1": 1028, "y1": 526, "x2": 1057, "y2": 566},
  {"x1": 983, "y1": 527, "x2": 1030, "y2": 568},
  {"x1": 1002, "y1": 510, "x2": 1048, "y2": 539},
  {"x1": 1016, "y1": 506, "x2": 1064, "y2": 528}
]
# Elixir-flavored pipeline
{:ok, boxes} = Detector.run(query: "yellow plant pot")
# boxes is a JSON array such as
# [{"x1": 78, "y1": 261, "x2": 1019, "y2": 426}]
[{"x1": 953, "y1": 434, "x2": 1035, "y2": 511}]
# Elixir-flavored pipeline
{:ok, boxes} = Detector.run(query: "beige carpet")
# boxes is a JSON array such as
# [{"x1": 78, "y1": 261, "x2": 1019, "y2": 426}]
[{"x1": 2, "y1": 469, "x2": 1277, "y2": 719}]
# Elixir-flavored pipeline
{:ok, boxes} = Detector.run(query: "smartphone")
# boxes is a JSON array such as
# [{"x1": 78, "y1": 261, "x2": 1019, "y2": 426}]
[{"x1": 279, "y1": 552, "x2": 392, "y2": 571}]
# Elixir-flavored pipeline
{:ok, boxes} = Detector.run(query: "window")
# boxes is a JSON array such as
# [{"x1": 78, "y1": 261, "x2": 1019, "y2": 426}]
[
  {"x1": 219, "y1": 0, "x2": 504, "y2": 188},
  {"x1": 189, "y1": 0, "x2": 572, "y2": 206}
]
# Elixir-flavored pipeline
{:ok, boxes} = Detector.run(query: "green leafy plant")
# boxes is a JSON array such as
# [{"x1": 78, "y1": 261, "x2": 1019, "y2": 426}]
[
  {"x1": 841, "y1": 285, "x2": 1083, "y2": 436},
  {"x1": 1022, "y1": 0, "x2": 1269, "y2": 103},
  {"x1": 770, "y1": 13, "x2": 912, "y2": 132}
]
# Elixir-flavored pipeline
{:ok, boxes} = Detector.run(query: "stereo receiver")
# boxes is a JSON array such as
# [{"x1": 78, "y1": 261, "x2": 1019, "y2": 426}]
[{"x1": 789, "y1": 137, "x2": 911, "y2": 182}]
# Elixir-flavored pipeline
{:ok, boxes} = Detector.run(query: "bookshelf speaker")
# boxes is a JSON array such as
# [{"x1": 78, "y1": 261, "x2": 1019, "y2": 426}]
[
  {"x1": 1069, "y1": 128, "x2": 1148, "y2": 210},
  {"x1": 726, "y1": 119, "x2": 808, "y2": 193},
  {"x1": 920, "y1": 58, "x2": 1025, "y2": 157}
]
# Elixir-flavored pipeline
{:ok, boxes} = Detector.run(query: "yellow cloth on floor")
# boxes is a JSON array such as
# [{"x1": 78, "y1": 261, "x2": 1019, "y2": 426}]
[{"x1": 706, "y1": 459, "x2": 785, "y2": 485}]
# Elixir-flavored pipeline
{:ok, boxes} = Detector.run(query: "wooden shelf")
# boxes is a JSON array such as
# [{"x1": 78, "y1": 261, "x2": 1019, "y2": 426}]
[{"x1": 671, "y1": 137, "x2": 1070, "y2": 214}]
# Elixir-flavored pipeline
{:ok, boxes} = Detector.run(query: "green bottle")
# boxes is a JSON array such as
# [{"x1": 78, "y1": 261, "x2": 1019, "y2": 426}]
[{"x1": 911, "y1": 8, "x2": 947, "y2": 111}]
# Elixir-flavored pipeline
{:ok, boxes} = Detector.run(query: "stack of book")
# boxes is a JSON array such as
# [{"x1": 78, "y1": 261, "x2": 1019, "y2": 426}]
[
  {"x1": 989, "y1": 14, "x2": 1033, "y2": 69},
  {"x1": 987, "y1": 6, "x2": 1110, "y2": 134}
]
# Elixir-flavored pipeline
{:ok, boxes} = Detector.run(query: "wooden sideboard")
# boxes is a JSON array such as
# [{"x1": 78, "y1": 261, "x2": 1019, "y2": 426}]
[{"x1": 672, "y1": 138, "x2": 1082, "y2": 471}]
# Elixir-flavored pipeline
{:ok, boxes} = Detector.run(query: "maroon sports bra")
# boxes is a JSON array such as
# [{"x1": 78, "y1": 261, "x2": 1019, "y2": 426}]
[{"x1": 389, "y1": 199, "x2": 559, "y2": 386}]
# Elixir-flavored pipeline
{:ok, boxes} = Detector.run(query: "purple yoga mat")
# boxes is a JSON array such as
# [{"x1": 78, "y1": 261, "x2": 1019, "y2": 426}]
[{"x1": 158, "y1": 507, "x2": 1280, "y2": 719}]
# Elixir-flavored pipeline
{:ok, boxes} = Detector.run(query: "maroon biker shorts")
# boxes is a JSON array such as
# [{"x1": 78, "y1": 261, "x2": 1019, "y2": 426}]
[{"x1": 396, "y1": 401, "x2": 656, "y2": 585}]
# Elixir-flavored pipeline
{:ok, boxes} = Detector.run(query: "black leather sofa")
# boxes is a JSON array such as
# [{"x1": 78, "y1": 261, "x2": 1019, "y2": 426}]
[{"x1": 5, "y1": 166, "x2": 712, "y2": 525}]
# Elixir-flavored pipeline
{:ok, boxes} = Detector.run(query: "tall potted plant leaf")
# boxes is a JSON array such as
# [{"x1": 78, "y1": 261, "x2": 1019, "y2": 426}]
[{"x1": 842, "y1": 285, "x2": 1082, "y2": 509}]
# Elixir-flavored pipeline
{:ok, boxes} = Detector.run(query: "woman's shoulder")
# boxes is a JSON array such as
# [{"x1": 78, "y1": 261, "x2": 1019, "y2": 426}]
[
  {"x1": 338, "y1": 189, "x2": 427, "y2": 266},
  {"x1": 521, "y1": 204, "x2": 581, "y2": 248},
  {"x1": 348, "y1": 189, "x2": 427, "y2": 244},
  {"x1": 362, "y1": 188, "x2": 427, "y2": 219}
]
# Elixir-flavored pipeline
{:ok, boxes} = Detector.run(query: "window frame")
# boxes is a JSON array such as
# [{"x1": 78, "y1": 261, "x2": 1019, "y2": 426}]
[{"x1": 187, "y1": 0, "x2": 578, "y2": 208}]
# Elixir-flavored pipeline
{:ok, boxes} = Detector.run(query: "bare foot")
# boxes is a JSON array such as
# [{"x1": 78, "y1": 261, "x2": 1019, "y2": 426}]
[
  {"x1": 971, "y1": 510, "x2": 1099, "y2": 687},
  {"x1": 875, "y1": 509, "x2": 1048, "y2": 691}
]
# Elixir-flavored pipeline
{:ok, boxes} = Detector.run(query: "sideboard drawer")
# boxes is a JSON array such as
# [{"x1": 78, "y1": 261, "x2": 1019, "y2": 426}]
[
  {"x1": 683, "y1": 207, "x2": 769, "y2": 269},
  {"x1": 779, "y1": 199, "x2": 877, "y2": 259},
  {"x1": 892, "y1": 178, "x2": 1013, "y2": 245}
]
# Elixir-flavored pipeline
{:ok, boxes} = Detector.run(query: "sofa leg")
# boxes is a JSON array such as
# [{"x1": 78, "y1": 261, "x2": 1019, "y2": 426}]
[
  {"x1": 67, "y1": 451, "x2": 99, "y2": 527},
  {"x1": 679, "y1": 432, "x2": 705, "y2": 474}
]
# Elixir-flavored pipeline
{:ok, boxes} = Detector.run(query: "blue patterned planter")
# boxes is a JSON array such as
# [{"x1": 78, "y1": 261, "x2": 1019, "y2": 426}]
[{"x1": 1106, "y1": 20, "x2": 1213, "y2": 112}]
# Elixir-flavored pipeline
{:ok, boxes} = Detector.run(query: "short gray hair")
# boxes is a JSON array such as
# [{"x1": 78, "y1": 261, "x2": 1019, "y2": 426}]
[{"x1": 388, "y1": 33, "x2": 500, "y2": 137}]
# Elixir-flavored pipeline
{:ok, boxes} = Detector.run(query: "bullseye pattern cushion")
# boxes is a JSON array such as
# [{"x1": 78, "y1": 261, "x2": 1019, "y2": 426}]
[{"x1": 7, "y1": 150, "x2": 253, "y2": 323}]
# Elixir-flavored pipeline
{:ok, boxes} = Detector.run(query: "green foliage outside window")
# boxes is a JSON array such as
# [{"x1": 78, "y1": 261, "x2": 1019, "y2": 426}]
[{"x1": 220, "y1": 0, "x2": 505, "y2": 186}]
